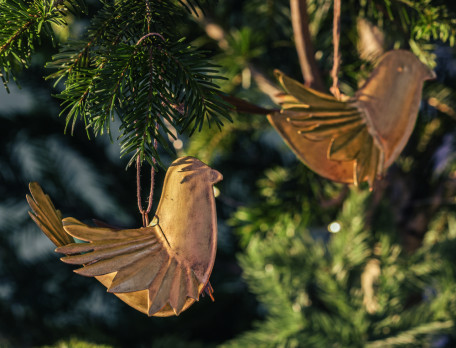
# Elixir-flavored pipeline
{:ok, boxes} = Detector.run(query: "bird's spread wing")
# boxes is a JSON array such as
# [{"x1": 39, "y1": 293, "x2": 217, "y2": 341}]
[
  {"x1": 270, "y1": 70, "x2": 383, "y2": 187},
  {"x1": 27, "y1": 182, "x2": 74, "y2": 247},
  {"x1": 56, "y1": 218, "x2": 201, "y2": 316}
]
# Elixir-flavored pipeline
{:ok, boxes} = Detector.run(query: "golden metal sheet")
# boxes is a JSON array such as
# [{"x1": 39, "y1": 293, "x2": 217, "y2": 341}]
[
  {"x1": 27, "y1": 156, "x2": 222, "y2": 317},
  {"x1": 269, "y1": 50, "x2": 435, "y2": 187}
]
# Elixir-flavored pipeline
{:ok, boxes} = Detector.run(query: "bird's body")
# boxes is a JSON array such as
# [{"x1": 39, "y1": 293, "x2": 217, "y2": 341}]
[
  {"x1": 268, "y1": 50, "x2": 435, "y2": 187},
  {"x1": 27, "y1": 156, "x2": 223, "y2": 317}
]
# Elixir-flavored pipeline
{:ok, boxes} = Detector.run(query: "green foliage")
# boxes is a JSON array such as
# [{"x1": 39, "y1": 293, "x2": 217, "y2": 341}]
[
  {"x1": 186, "y1": 111, "x2": 267, "y2": 163},
  {"x1": 359, "y1": 0, "x2": 456, "y2": 67},
  {"x1": 216, "y1": 27, "x2": 265, "y2": 87},
  {"x1": 41, "y1": 337, "x2": 113, "y2": 348},
  {"x1": 226, "y1": 190, "x2": 456, "y2": 347},
  {"x1": 3, "y1": 0, "x2": 456, "y2": 347},
  {"x1": 231, "y1": 164, "x2": 342, "y2": 247},
  {"x1": 0, "y1": 0, "x2": 85, "y2": 91},
  {"x1": 39, "y1": 336, "x2": 209, "y2": 348},
  {"x1": 48, "y1": 0, "x2": 231, "y2": 168},
  {"x1": 1, "y1": 0, "x2": 231, "y2": 167}
]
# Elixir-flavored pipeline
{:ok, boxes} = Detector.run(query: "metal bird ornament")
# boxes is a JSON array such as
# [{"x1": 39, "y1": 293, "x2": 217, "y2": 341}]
[
  {"x1": 268, "y1": 50, "x2": 435, "y2": 187},
  {"x1": 27, "y1": 156, "x2": 223, "y2": 317}
]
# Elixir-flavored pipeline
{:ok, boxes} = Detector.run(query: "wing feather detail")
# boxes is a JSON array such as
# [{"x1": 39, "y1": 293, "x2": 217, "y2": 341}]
[
  {"x1": 59, "y1": 238, "x2": 158, "y2": 265},
  {"x1": 271, "y1": 70, "x2": 384, "y2": 187},
  {"x1": 275, "y1": 71, "x2": 347, "y2": 109},
  {"x1": 27, "y1": 182, "x2": 74, "y2": 247},
  {"x1": 109, "y1": 249, "x2": 167, "y2": 293},
  {"x1": 148, "y1": 258, "x2": 178, "y2": 315},
  {"x1": 329, "y1": 126, "x2": 366, "y2": 161},
  {"x1": 169, "y1": 267, "x2": 188, "y2": 314},
  {"x1": 367, "y1": 144, "x2": 381, "y2": 188},
  {"x1": 62, "y1": 222, "x2": 144, "y2": 241},
  {"x1": 56, "y1": 218, "x2": 203, "y2": 316}
]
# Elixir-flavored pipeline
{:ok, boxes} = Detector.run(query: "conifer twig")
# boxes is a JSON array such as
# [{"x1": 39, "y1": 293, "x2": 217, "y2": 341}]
[
  {"x1": 136, "y1": 7, "x2": 160, "y2": 226},
  {"x1": 136, "y1": 132, "x2": 157, "y2": 228},
  {"x1": 366, "y1": 320, "x2": 453, "y2": 347},
  {"x1": 136, "y1": 156, "x2": 146, "y2": 227},
  {"x1": 146, "y1": 136, "x2": 158, "y2": 217},
  {"x1": 0, "y1": 18, "x2": 37, "y2": 54}
]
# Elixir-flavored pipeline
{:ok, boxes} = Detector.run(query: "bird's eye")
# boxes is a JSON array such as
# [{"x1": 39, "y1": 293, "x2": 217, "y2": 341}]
[{"x1": 397, "y1": 66, "x2": 404, "y2": 73}]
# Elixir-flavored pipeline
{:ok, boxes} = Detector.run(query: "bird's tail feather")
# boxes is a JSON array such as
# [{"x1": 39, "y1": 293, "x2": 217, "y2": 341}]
[{"x1": 27, "y1": 182, "x2": 74, "y2": 247}]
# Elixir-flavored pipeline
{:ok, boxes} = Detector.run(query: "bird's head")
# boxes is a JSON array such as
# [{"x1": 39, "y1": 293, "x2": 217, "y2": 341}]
[
  {"x1": 376, "y1": 50, "x2": 436, "y2": 83},
  {"x1": 356, "y1": 50, "x2": 436, "y2": 107},
  {"x1": 168, "y1": 156, "x2": 223, "y2": 186}
]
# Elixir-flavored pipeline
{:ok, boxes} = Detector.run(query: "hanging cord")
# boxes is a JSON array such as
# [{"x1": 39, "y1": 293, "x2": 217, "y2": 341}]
[
  {"x1": 136, "y1": 1, "x2": 160, "y2": 227},
  {"x1": 136, "y1": 156, "x2": 146, "y2": 227},
  {"x1": 136, "y1": 129, "x2": 158, "y2": 227},
  {"x1": 330, "y1": 0, "x2": 342, "y2": 99}
]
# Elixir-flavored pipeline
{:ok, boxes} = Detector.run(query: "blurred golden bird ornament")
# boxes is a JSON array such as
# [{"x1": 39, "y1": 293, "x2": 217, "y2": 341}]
[
  {"x1": 268, "y1": 50, "x2": 435, "y2": 187},
  {"x1": 27, "y1": 156, "x2": 223, "y2": 317}
]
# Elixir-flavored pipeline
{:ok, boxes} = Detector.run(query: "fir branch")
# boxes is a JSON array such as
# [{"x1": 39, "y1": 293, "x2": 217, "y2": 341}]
[
  {"x1": 46, "y1": 0, "x2": 141, "y2": 83},
  {"x1": 0, "y1": 0, "x2": 85, "y2": 90},
  {"x1": 361, "y1": 0, "x2": 456, "y2": 67},
  {"x1": 44, "y1": 0, "x2": 231, "y2": 167},
  {"x1": 366, "y1": 320, "x2": 453, "y2": 348},
  {"x1": 229, "y1": 184, "x2": 456, "y2": 346},
  {"x1": 0, "y1": 13, "x2": 38, "y2": 53},
  {"x1": 394, "y1": 0, "x2": 456, "y2": 45},
  {"x1": 116, "y1": 37, "x2": 232, "y2": 167}
]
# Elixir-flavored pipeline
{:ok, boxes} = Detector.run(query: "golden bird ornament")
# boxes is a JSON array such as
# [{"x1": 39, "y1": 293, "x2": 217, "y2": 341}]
[
  {"x1": 268, "y1": 50, "x2": 436, "y2": 187},
  {"x1": 27, "y1": 156, "x2": 223, "y2": 317}
]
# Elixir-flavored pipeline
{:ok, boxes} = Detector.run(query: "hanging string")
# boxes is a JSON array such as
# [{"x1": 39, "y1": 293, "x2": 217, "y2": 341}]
[
  {"x1": 136, "y1": 124, "x2": 159, "y2": 227},
  {"x1": 145, "y1": 131, "x2": 158, "y2": 221},
  {"x1": 330, "y1": 0, "x2": 342, "y2": 99},
  {"x1": 136, "y1": 156, "x2": 148, "y2": 227},
  {"x1": 136, "y1": 0, "x2": 160, "y2": 227}
]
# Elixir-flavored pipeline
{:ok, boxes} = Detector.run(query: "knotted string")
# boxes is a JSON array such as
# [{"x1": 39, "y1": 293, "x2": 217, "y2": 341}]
[{"x1": 330, "y1": 0, "x2": 342, "y2": 99}]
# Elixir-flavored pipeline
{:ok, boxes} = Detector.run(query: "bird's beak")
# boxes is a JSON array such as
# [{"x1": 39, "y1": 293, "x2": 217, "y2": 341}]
[
  {"x1": 426, "y1": 69, "x2": 437, "y2": 81},
  {"x1": 210, "y1": 169, "x2": 223, "y2": 184}
]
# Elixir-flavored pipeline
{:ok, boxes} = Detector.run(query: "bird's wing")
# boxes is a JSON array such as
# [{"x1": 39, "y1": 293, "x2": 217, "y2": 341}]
[
  {"x1": 270, "y1": 70, "x2": 383, "y2": 187},
  {"x1": 27, "y1": 182, "x2": 74, "y2": 247},
  {"x1": 56, "y1": 218, "x2": 201, "y2": 316}
]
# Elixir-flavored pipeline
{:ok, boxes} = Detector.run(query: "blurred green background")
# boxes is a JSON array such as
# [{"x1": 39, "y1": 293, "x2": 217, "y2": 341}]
[{"x1": 3, "y1": 0, "x2": 456, "y2": 347}]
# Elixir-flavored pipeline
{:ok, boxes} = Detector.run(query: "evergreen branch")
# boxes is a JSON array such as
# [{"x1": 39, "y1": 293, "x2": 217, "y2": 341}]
[
  {"x1": 0, "y1": 0, "x2": 85, "y2": 89},
  {"x1": 358, "y1": 0, "x2": 456, "y2": 68},
  {"x1": 366, "y1": 320, "x2": 453, "y2": 347},
  {"x1": 229, "y1": 183, "x2": 456, "y2": 346},
  {"x1": 0, "y1": 13, "x2": 39, "y2": 54},
  {"x1": 59, "y1": 66, "x2": 96, "y2": 134},
  {"x1": 47, "y1": 30, "x2": 107, "y2": 83},
  {"x1": 43, "y1": 0, "x2": 229, "y2": 166},
  {"x1": 119, "y1": 41, "x2": 230, "y2": 166},
  {"x1": 46, "y1": 0, "x2": 139, "y2": 83},
  {"x1": 49, "y1": 1, "x2": 147, "y2": 133},
  {"x1": 366, "y1": 0, "x2": 456, "y2": 46}
]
